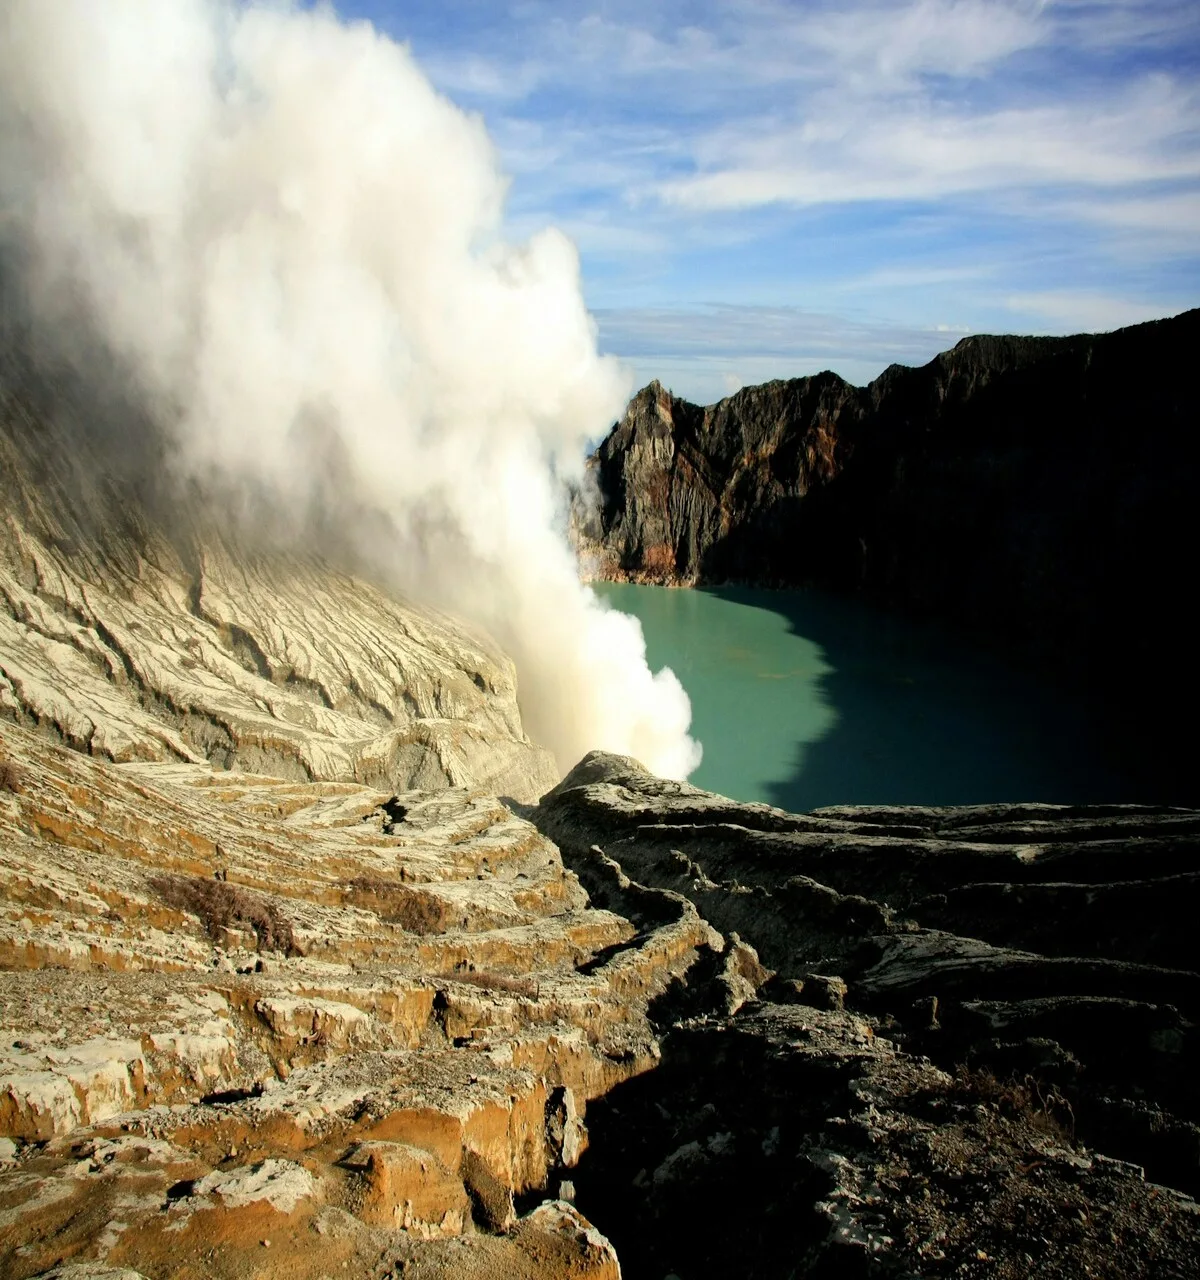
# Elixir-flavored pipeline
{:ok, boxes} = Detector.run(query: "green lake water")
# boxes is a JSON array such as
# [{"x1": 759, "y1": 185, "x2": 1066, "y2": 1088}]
[{"x1": 593, "y1": 582, "x2": 1137, "y2": 811}]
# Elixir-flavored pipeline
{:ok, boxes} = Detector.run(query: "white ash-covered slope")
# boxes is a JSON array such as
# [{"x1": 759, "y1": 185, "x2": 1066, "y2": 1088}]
[
  {"x1": 0, "y1": 719, "x2": 710, "y2": 1277},
  {"x1": 0, "y1": 355, "x2": 557, "y2": 803},
  {"x1": 0, "y1": 346, "x2": 674, "y2": 1278}
]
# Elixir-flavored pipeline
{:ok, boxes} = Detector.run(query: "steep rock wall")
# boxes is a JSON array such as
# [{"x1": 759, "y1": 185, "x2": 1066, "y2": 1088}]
[{"x1": 578, "y1": 310, "x2": 1200, "y2": 793}]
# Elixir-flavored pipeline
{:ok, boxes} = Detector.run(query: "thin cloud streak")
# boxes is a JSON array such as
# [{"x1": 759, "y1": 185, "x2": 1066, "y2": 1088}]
[
  {"x1": 1004, "y1": 291, "x2": 1177, "y2": 331},
  {"x1": 661, "y1": 81, "x2": 1199, "y2": 210},
  {"x1": 593, "y1": 303, "x2": 977, "y2": 402},
  {"x1": 594, "y1": 304, "x2": 964, "y2": 359},
  {"x1": 341, "y1": 0, "x2": 1198, "y2": 391}
]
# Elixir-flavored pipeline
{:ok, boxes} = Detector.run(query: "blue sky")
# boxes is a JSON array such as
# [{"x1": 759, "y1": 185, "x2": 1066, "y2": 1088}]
[{"x1": 334, "y1": 0, "x2": 1199, "y2": 403}]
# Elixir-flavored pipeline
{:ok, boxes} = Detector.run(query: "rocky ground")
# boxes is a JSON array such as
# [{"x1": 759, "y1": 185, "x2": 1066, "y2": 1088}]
[
  {"x1": 3, "y1": 741, "x2": 1199, "y2": 1277},
  {"x1": 532, "y1": 753, "x2": 1200, "y2": 1279},
  {"x1": 0, "y1": 723, "x2": 701, "y2": 1278}
]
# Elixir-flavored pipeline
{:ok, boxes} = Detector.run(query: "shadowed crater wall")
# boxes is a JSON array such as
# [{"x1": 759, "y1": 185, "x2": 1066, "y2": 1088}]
[{"x1": 578, "y1": 309, "x2": 1200, "y2": 802}]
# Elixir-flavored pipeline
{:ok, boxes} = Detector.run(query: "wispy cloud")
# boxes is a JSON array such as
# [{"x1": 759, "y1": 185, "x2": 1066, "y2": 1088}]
[
  {"x1": 594, "y1": 303, "x2": 974, "y2": 402},
  {"x1": 1004, "y1": 291, "x2": 1176, "y2": 331},
  {"x1": 341, "y1": 0, "x2": 1199, "y2": 382},
  {"x1": 661, "y1": 68, "x2": 1198, "y2": 210},
  {"x1": 837, "y1": 263, "x2": 998, "y2": 291},
  {"x1": 594, "y1": 303, "x2": 963, "y2": 359},
  {"x1": 379, "y1": 1, "x2": 1200, "y2": 224}
]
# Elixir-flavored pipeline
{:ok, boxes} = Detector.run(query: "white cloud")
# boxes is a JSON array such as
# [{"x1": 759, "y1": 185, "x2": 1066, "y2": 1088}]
[
  {"x1": 798, "y1": 0, "x2": 1046, "y2": 84},
  {"x1": 661, "y1": 78, "x2": 1200, "y2": 210},
  {"x1": 1048, "y1": 189, "x2": 1200, "y2": 239},
  {"x1": 1043, "y1": 0, "x2": 1200, "y2": 53},
  {"x1": 394, "y1": 0, "x2": 1200, "y2": 248},
  {"x1": 594, "y1": 303, "x2": 975, "y2": 401},
  {"x1": 417, "y1": 52, "x2": 543, "y2": 101},
  {"x1": 838, "y1": 263, "x2": 997, "y2": 291},
  {"x1": 347, "y1": 0, "x2": 1198, "y2": 383},
  {"x1": 1004, "y1": 291, "x2": 1177, "y2": 331}
]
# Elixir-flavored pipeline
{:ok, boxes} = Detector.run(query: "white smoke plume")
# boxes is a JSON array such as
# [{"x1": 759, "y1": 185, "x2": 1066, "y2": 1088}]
[{"x1": 0, "y1": 0, "x2": 701, "y2": 780}]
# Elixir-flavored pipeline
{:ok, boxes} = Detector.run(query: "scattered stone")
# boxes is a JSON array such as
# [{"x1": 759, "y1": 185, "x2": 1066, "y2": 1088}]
[{"x1": 796, "y1": 974, "x2": 847, "y2": 1012}]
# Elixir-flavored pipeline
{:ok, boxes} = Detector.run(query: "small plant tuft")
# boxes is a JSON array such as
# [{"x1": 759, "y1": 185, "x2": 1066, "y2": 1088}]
[
  {"x1": 150, "y1": 873, "x2": 297, "y2": 955},
  {"x1": 441, "y1": 969, "x2": 539, "y2": 999},
  {"x1": 0, "y1": 758, "x2": 24, "y2": 793},
  {"x1": 951, "y1": 1064, "x2": 1075, "y2": 1141},
  {"x1": 345, "y1": 876, "x2": 446, "y2": 934}
]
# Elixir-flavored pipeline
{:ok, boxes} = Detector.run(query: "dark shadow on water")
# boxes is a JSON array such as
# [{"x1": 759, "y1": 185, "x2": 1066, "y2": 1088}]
[{"x1": 697, "y1": 585, "x2": 1190, "y2": 812}]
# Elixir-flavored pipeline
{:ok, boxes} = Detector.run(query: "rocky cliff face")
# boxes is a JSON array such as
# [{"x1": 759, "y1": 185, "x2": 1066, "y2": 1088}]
[{"x1": 578, "y1": 310, "x2": 1200, "y2": 792}]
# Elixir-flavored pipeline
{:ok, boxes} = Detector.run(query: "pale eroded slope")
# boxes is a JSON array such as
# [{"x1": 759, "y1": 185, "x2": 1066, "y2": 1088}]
[{"x1": 0, "y1": 359, "x2": 557, "y2": 803}]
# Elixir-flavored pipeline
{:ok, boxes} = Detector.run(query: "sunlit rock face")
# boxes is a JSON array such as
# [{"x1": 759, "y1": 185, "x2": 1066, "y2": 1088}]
[
  {"x1": 0, "y1": 722, "x2": 697, "y2": 1276},
  {"x1": 0, "y1": 352, "x2": 559, "y2": 803},
  {"x1": 0, "y1": 342, "x2": 678, "y2": 1274}
]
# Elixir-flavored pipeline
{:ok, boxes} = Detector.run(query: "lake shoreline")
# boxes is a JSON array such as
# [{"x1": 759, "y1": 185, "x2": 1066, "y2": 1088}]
[{"x1": 594, "y1": 579, "x2": 1161, "y2": 812}]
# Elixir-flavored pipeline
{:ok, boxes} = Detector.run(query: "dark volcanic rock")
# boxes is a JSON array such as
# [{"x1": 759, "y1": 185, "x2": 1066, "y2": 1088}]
[
  {"x1": 533, "y1": 752, "x2": 1200, "y2": 1279},
  {"x1": 577, "y1": 310, "x2": 1200, "y2": 798}
]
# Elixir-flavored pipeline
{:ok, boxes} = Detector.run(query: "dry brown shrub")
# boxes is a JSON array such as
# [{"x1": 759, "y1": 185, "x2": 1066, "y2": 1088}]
[
  {"x1": 0, "y1": 759, "x2": 24, "y2": 793},
  {"x1": 442, "y1": 970, "x2": 538, "y2": 999},
  {"x1": 952, "y1": 1064, "x2": 1075, "y2": 1140},
  {"x1": 345, "y1": 876, "x2": 447, "y2": 934},
  {"x1": 150, "y1": 874, "x2": 297, "y2": 954}
]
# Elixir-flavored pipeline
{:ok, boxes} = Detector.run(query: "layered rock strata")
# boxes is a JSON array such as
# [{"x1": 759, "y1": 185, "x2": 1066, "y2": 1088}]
[
  {"x1": 533, "y1": 752, "x2": 1200, "y2": 1278},
  {"x1": 0, "y1": 726, "x2": 718, "y2": 1276},
  {"x1": 0, "y1": 354, "x2": 557, "y2": 803},
  {"x1": 4, "y1": 734, "x2": 1199, "y2": 1276},
  {"x1": 5, "y1": 324, "x2": 1200, "y2": 1277}
]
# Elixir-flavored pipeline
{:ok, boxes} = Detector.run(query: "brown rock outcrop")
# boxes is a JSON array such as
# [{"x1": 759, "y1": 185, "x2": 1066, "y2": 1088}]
[{"x1": 0, "y1": 724, "x2": 714, "y2": 1275}]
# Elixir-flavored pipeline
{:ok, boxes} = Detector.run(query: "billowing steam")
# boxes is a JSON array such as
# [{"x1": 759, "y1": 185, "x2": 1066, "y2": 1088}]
[{"x1": 0, "y1": 0, "x2": 701, "y2": 779}]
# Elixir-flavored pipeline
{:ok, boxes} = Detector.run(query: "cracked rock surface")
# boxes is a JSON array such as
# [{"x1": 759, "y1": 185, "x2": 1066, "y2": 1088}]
[
  {"x1": 0, "y1": 355, "x2": 557, "y2": 803},
  {"x1": 5, "y1": 339, "x2": 1200, "y2": 1277},
  {"x1": 532, "y1": 752, "x2": 1200, "y2": 1279},
  {"x1": 0, "y1": 728, "x2": 672, "y2": 1277},
  {"x1": 3, "y1": 737, "x2": 1199, "y2": 1275}
]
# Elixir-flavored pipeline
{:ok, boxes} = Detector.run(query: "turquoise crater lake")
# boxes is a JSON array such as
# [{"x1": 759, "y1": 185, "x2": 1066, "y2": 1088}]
[{"x1": 593, "y1": 582, "x2": 1138, "y2": 811}]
